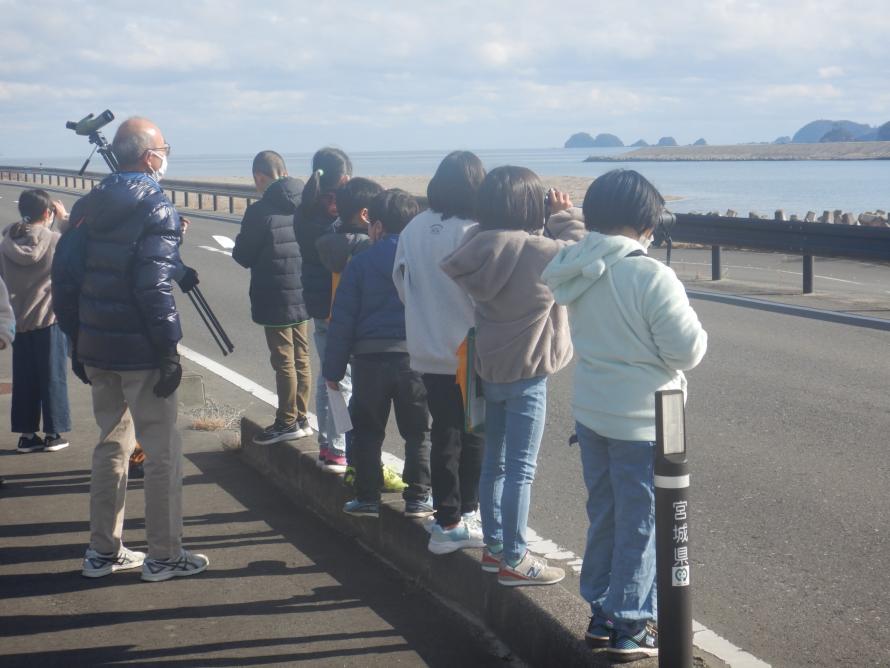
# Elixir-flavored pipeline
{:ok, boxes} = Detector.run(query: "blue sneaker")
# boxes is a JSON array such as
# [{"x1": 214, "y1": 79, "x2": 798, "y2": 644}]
[
  {"x1": 585, "y1": 615, "x2": 613, "y2": 649},
  {"x1": 343, "y1": 499, "x2": 380, "y2": 518},
  {"x1": 427, "y1": 518, "x2": 485, "y2": 555},
  {"x1": 608, "y1": 622, "x2": 658, "y2": 662},
  {"x1": 404, "y1": 495, "x2": 435, "y2": 518}
]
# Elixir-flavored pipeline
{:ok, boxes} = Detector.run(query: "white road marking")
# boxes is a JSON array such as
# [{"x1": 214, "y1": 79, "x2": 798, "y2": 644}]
[
  {"x1": 178, "y1": 343, "x2": 771, "y2": 667},
  {"x1": 213, "y1": 234, "x2": 236, "y2": 250},
  {"x1": 198, "y1": 245, "x2": 232, "y2": 257},
  {"x1": 675, "y1": 260, "x2": 864, "y2": 285}
]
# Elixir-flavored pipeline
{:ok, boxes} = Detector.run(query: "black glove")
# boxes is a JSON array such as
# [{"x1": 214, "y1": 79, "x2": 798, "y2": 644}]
[
  {"x1": 72, "y1": 356, "x2": 91, "y2": 385},
  {"x1": 177, "y1": 266, "x2": 199, "y2": 293},
  {"x1": 153, "y1": 353, "x2": 182, "y2": 398}
]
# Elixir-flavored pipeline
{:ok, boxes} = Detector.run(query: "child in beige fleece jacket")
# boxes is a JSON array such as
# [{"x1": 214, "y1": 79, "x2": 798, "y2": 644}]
[{"x1": 0, "y1": 189, "x2": 71, "y2": 453}]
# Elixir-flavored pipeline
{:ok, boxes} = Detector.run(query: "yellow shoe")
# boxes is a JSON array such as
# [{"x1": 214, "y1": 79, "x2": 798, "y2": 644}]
[{"x1": 381, "y1": 465, "x2": 408, "y2": 493}]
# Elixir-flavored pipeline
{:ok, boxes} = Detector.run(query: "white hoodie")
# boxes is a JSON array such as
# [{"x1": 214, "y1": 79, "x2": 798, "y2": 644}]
[
  {"x1": 542, "y1": 231, "x2": 707, "y2": 441},
  {"x1": 392, "y1": 209, "x2": 476, "y2": 375}
]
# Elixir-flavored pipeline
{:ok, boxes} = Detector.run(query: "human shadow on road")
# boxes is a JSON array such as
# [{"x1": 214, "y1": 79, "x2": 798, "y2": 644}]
[{"x1": 0, "y1": 631, "x2": 410, "y2": 667}]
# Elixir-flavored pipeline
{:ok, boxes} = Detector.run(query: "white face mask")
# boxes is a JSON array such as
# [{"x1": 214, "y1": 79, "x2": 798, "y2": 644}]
[{"x1": 149, "y1": 150, "x2": 168, "y2": 181}]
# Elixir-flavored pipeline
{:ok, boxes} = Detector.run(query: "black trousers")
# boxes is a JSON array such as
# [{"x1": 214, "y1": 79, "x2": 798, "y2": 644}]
[
  {"x1": 351, "y1": 353, "x2": 431, "y2": 504},
  {"x1": 422, "y1": 373, "x2": 484, "y2": 527},
  {"x1": 11, "y1": 324, "x2": 71, "y2": 434}
]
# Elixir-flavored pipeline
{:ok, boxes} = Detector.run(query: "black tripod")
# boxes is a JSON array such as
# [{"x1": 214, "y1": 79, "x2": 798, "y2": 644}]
[{"x1": 65, "y1": 111, "x2": 235, "y2": 356}]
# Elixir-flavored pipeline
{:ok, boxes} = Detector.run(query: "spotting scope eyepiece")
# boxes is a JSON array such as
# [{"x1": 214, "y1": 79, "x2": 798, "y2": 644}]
[{"x1": 65, "y1": 110, "x2": 115, "y2": 136}]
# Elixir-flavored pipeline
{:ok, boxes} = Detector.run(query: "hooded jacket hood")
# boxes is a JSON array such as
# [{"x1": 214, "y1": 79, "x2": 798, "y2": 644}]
[
  {"x1": 543, "y1": 230, "x2": 643, "y2": 305},
  {"x1": 263, "y1": 176, "x2": 304, "y2": 214},
  {"x1": 1, "y1": 222, "x2": 55, "y2": 266}
]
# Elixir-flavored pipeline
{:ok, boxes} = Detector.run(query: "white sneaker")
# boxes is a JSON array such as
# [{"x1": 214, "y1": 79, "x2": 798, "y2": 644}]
[
  {"x1": 295, "y1": 419, "x2": 314, "y2": 439},
  {"x1": 81, "y1": 545, "x2": 145, "y2": 578},
  {"x1": 427, "y1": 518, "x2": 485, "y2": 555},
  {"x1": 141, "y1": 549, "x2": 209, "y2": 582}
]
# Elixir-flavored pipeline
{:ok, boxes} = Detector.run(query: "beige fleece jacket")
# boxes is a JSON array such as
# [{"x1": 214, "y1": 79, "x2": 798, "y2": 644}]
[
  {"x1": 0, "y1": 222, "x2": 60, "y2": 333},
  {"x1": 440, "y1": 208, "x2": 586, "y2": 383}
]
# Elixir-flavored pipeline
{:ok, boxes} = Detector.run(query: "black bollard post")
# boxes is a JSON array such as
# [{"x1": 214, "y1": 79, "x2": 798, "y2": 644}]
[{"x1": 655, "y1": 389, "x2": 693, "y2": 668}]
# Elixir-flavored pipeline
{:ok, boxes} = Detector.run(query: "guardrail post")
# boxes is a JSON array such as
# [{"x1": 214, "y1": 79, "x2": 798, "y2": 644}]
[
  {"x1": 803, "y1": 255, "x2": 814, "y2": 294},
  {"x1": 212, "y1": 194, "x2": 218, "y2": 211},
  {"x1": 228, "y1": 196, "x2": 234, "y2": 214},
  {"x1": 171, "y1": 190, "x2": 176, "y2": 205},
  {"x1": 655, "y1": 389, "x2": 693, "y2": 668},
  {"x1": 184, "y1": 191, "x2": 190, "y2": 208},
  {"x1": 198, "y1": 193, "x2": 203, "y2": 210},
  {"x1": 711, "y1": 245, "x2": 722, "y2": 280}
]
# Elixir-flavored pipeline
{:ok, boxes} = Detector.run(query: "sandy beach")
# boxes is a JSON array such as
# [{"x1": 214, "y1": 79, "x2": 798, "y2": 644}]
[{"x1": 191, "y1": 174, "x2": 679, "y2": 205}]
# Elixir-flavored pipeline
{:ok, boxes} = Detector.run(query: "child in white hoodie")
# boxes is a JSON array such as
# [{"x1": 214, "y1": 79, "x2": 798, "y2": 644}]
[
  {"x1": 393, "y1": 151, "x2": 487, "y2": 555},
  {"x1": 442, "y1": 166, "x2": 585, "y2": 587},
  {"x1": 543, "y1": 170, "x2": 707, "y2": 662}
]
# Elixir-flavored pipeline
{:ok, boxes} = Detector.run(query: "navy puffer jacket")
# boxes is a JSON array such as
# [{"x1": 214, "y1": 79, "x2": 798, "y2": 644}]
[
  {"x1": 60, "y1": 172, "x2": 183, "y2": 370},
  {"x1": 323, "y1": 234, "x2": 408, "y2": 382},
  {"x1": 232, "y1": 177, "x2": 307, "y2": 326}
]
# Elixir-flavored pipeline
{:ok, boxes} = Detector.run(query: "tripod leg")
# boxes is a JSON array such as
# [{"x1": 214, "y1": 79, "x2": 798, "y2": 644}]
[
  {"x1": 193, "y1": 286, "x2": 234, "y2": 352},
  {"x1": 188, "y1": 291, "x2": 228, "y2": 356}
]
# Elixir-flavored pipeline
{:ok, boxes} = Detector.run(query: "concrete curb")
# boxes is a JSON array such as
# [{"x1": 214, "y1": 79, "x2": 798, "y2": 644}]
[{"x1": 237, "y1": 416, "x2": 652, "y2": 668}]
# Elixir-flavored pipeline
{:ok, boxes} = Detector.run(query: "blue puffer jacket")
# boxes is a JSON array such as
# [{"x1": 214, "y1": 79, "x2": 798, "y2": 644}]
[
  {"x1": 57, "y1": 172, "x2": 183, "y2": 370},
  {"x1": 323, "y1": 234, "x2": 408, "y2": 382}
]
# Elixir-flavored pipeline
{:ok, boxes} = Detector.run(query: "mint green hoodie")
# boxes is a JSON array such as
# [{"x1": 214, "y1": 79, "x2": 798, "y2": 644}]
[{"x1": 542, "y1": 231, "x2": 707, "y2": 441}]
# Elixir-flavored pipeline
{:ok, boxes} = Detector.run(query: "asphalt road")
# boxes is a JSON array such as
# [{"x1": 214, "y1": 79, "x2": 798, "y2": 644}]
[{"x1": 3, "y1": 181, "x2": 889, "y2": 667}]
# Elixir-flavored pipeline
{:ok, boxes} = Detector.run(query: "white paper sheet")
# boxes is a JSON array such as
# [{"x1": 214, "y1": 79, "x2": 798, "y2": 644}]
[{"x1": 327, "y1": 385, "x2": 353, "y2": 434}]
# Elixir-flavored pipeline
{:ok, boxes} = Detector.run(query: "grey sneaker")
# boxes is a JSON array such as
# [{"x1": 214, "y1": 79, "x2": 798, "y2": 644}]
[
  {"x1": 141, "y1": 549, "x2": 209, "y2": 582},
  {"x1": 498, "y1": 551, "x2": 565, "y2": 587},
  {"x1": 44, "y1": 434, "x2": 69, "y2": 452},
  {"x1": 82, "y1": 545, "x2": 146, "y2": 578},
  {"x1": 253, "y1": 421, "x2": 299, "y2": 445}
]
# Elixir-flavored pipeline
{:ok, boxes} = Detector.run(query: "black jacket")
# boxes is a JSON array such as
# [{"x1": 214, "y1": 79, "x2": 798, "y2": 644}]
[
  {"x1": 55, "y1": 172, "x2": 183, "y2": 370},
  {"x1": 315, "y1": 219, "x2": 371, "y2": 275},
  {"x1": 232, "y1": 177, "x2": 308, "y2": 326},
  {"x1": 295, "y1": 207, "x2": 336, "y2": 320}
]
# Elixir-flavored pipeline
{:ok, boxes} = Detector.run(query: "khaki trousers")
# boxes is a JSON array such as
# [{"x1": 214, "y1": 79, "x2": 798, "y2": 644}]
[
  {"x1": 264, "y1": 323, "x2": 311, "y2": 426},
  {"x1": 86, "y1": 366, "x2": 182, "y2": 560}
]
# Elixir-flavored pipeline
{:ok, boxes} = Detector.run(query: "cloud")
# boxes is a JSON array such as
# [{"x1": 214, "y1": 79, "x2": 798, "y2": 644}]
[
  {"x1": 818, "y1": 66, "x2": 845, "y2": 79},
  {"x1": 0, "y1": 0, "x2": 889, "y2": 155}
]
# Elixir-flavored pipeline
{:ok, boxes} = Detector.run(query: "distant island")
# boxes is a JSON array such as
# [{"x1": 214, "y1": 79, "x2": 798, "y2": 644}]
[
  {"x1": 568, "y1": 119, "x2": 890, "y2": 162},
  {"x1": 583, "y1": 141, "x2": 890, "y2": 162},
  {"x1": 564, "y1": 132, "x2": 624, "y2": 148}
]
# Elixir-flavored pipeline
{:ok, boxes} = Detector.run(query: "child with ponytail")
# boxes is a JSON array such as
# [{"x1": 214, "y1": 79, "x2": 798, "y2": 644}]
[{"x1": 294, "y1": 148, "x2": 353, "y2": 470}]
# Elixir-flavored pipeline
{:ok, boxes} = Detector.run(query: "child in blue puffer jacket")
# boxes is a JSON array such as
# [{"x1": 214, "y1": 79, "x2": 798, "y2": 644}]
[{"x1": 323, "y1": 189, "x2": 432, "y2": 519}]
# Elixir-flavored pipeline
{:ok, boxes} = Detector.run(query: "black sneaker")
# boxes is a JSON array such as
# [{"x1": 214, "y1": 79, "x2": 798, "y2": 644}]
[
  {"x1": 17, "y1": 434, "x2": 45, "y2": 453},
  {"x1": 43, "y1": 434, "x2": 69, "y2": 452},
  {"x1": 253, "y1": 421, "x2": 299, "y2": 445},
  {"x1": 586, "y1": 615, "x2": 613, "y2": 649}
]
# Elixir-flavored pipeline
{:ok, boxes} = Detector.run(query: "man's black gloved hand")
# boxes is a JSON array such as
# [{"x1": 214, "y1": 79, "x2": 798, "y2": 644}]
[
  {"x1": 177, "y1": 266, "x2": 199, "y2": 293},
  {"x1": 153, "y1": 353, "x2": 182, "y2": 398},
  {"x1": 72, "y1": 356, "x2": 91, "y2": 385}
]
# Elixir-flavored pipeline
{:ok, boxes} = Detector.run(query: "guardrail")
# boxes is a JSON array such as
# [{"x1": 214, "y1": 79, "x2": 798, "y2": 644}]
[
  {"x1": 0, "y1": 165, "x2": 257, "y2": 215},
  {"x1": 4, "y1": 165, "x2": 889, "y2": 295},
  {"x1": 671, "y1": 212, "x2": 890, "y2": 293}
]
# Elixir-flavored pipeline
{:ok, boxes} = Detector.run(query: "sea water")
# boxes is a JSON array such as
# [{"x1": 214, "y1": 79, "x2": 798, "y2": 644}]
[{"x1": 5, "y1": 146, "x2": 889, "y2": 216}]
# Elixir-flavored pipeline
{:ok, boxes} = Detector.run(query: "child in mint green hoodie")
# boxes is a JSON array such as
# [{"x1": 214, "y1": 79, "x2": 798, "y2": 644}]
[{"x1": 543, "y1": 169, "x2": 707, "y2": 663}]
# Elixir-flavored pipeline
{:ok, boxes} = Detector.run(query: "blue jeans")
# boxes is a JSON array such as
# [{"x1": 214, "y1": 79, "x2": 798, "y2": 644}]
[
  {"x1": 479, "y1": 376, "x2": 547, "y2": 563},
  {"x1": 11, "y1": 324, "x2": 71, "y2": 434},
  {"x1": 312, "y1": 318, "x2": 351, "y2": 456},
  {"x1": 576, "y1": 422, "x2": 657, "y2": 635}
]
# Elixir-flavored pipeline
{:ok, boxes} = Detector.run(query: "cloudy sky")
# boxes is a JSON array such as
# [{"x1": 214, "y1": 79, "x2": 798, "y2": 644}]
[{"x1": 1, "y1": 0, "x2": 888, "y2": 158}]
